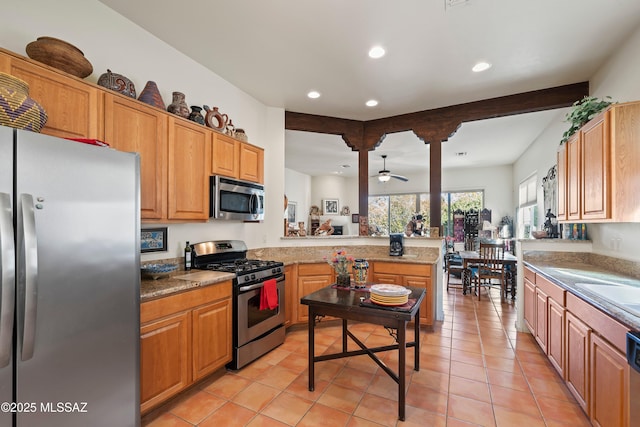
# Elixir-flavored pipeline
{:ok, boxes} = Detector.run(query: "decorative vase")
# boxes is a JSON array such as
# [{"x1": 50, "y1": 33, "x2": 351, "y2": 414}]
[
  {"x1": 138, "y1": 81, "x2": 165, "y2": 110},
  {"x1": 203, "y1": 105, "x2": 228, "y2": 131},
  {"x1": 336, "y1": 274, "x2": 351, "y2": 288},
  {"x1": 188, "y1": 106, "x2": 205, "y2": 125},
  {"x1": 97, "y1": 69, "x2": 136, "y2": 98},
  {"x1": 167, "y1": 92, "x2": 189, "y2": 118},
  {"x1": 0, "y1": 72, "x2": 47, "y2": 133},
  {"x1": 352, "y1": 259, "x2": 369, "y2": 287}
]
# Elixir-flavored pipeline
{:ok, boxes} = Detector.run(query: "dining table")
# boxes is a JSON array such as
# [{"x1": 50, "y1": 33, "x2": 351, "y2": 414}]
[
  {"x1": 458, "y1": 250, "x2": 518, "y2": 299},
  {"x1": 300, "y1": 284, "x2": 426, "y2": 421}
]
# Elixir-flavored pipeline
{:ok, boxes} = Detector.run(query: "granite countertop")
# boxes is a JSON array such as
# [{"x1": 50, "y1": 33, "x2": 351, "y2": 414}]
[
  {"x1": 140, "y1": 270, "x2": 235, "y2": 302},
  {"x1": 524, "y1": 259, "x2": 640, "y2": 330}
]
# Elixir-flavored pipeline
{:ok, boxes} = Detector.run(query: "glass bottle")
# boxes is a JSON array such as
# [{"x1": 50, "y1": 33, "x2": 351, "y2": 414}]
[{"x1": 184, "y1": 241, "x2": 192, "y2": 271}]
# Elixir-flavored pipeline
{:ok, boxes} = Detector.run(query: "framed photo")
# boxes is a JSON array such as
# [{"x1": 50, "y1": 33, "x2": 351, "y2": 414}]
[
  {"x1": 352, "y1": 213, "x2": 359, "y2": 223},
  {"x1": 323, "y1": 199, "x2": 339, "y2": 215},
  {"x1": 141, "y1": 227, "x2": 168, "y2": 253},
  {"x1": 287, "y1": 201, "x2": 297, "y2": 224}
]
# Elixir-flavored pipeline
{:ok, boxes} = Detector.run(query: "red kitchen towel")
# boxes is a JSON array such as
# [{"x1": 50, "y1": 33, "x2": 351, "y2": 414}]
[{"x1": 260, "y1": 279, "x2": 279, "y2": 310}]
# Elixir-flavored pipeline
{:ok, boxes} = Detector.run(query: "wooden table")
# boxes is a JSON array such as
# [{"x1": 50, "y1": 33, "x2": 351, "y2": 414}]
[
  {"x1": 300, "y1": 285, "x2": 426, "y2": 421},
  {"x1": 458, "y1": 250, "x2": 518, "y2": 299}
]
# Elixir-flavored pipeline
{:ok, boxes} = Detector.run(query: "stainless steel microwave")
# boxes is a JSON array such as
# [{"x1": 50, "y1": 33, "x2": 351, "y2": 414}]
[{"x1": 210, "y1": 176, "x2": 265, "y2": 221}]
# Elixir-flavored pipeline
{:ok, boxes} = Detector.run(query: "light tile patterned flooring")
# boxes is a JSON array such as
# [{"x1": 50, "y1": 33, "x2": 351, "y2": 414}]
[{"x1": 142, "y1": 279, "x2": 592, "y2": 426}]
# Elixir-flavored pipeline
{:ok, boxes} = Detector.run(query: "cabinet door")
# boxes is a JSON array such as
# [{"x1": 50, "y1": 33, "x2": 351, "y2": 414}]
[
  {"x1": 192, "y1": 298, "x2": 232, "y2": 381},
  {"x1": 567, "y1": 132, "x2": 582, "y2": 220},
  {"x1": 566, "y1": 311, "x2": 590, "y2": 412},
  {"x1": 590, "y1": 333, "x2": 628, "y2": 427},
  {"x1": 534, "y1": 287, "x2": 548, "y2": 353},
  {"x1": 557, "y1": 143, "x2": 567, "y2": 220},
  {"x1": 523, "y1": 278, "x2": 536, "y2": 334},
  {"x1": 239, "y1": 142, "x2": 264, "y2": 183},
  {"x1": 547, "y1": 297, "x2": 565, "y2": 376},
  {"x1": 104, "y1": 94, "x2": 167, "y2": 220},
  {"x1": 297, "y1": 264, "x2": 333, "y2": 323},
  {"x1": 167, "y1": 118, "x2": 212, "y2": 220},
  {"x1": 212, "y1": 133, "x2": 239, "y2": 178},
  {"x1": 403, "y1": 275, "x2": 432, "y2": 325},
  {"x1": 581, "y1": 112, "x2": 611, "y2": 220},
  {"x1": 140, "y1": 311, "x2": 190, "y2": 414},
  {"x1": 371, "y1": 272, "x2": 401, "y2": 285},
  {"x1": 7, "y1": 58, "x2": 103, "y2": 140}
]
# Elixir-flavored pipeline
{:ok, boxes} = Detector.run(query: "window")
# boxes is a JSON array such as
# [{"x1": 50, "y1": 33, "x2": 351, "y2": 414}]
[
  {"x1": 517, "y1": 174, "x2": 538, "y2": 238},
  {"x1": 368, "y1": 190, "x2": 482, "y2": 236}
]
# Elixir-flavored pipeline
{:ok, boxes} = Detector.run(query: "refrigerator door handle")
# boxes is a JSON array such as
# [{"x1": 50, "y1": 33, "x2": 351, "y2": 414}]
[
  {"x1": 19, "y1": 193, "x2": 38, "y2": 361},
  {"x1": 0, "y1": 193, "x2": 16, "y2": 367}
]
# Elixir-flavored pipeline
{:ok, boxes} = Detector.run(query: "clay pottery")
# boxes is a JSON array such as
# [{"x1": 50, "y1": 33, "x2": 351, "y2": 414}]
[
  {"x1": 138, "y1": 81, "x2": 165, "y2": 110},
  {"x1": 203, "y1": 105, "x2": 228, "y2": 132},
  {"x1": 0, "y1": 72, "x2": 48, "y2": 132},
  {"x1": 25, "y1": 36, "x2": 93, "y2": 78},
  {"x1": 167, "y1": 92, "x2": 189, "y2": 118},
  {"x1": 97, "y1": 69, "x2": 136, "y2": 98},
  {"x1": 188, "y1": 106, "x2": 205, "y2": 125},
  {"x1": 235, "y1": 128, "x2": 248, "y2": 142},
  {"x1": 225, "y1": 119, "x2": 235, "y2": 137}
]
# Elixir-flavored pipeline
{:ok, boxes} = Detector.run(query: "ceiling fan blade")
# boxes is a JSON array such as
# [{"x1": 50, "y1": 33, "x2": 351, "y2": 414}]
[{"x1": 390, "y1": 174, "x2": 409, "y2": 182}]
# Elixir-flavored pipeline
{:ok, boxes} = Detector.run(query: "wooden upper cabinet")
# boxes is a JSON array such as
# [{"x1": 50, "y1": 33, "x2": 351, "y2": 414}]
[
  {"x1": 104, "y1": 94, "x2": 168, "y2": 220},
  {"x1": 566, "y1": 132, "x2": 581, "y2": 221},
  {"x1": 2, "y1": 52, "x2": 103, "y2": 140},
  {"x1": 556, "y1": 143, "x2": 567, "y2": 220},
  {"x1": 581, "y1": 110, "x2": 610, "y2": 220},
  {"x1": 239, "y1": 142, "x2": 264, "y2": 183},
  {"x1": 168, "y1": 118, "x2": 212, "y2": 220},
  {"x1": 211, "y1": 133, "x2": 240, "y2": 179},
  {"x1": 609, "y1": 101, "x2": 640, "y2": 222}
]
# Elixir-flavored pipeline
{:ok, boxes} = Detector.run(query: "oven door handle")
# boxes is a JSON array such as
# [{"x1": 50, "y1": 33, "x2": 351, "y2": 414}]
[{"x1": 238, "y1": 276, "x2": 283, "y2": 293}]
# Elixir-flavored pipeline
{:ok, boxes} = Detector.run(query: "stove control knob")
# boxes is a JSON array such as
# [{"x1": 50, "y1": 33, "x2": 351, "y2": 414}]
[
  {"x1": 244, "y1": 276, "x2": 250, "y2": 282},
  {"x1": 251, "y1": 274, "x2": 256, "y2": 281}
]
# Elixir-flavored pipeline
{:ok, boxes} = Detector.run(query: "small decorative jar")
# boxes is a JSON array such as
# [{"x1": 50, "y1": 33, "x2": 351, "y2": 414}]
[
  {"x1": 336, "y1": 274, "x2": 351, "y2": 288},
  {"x1": 167, "y1": 92, "x2": 190, "y2": 118},
  {"x1": 0, "y1": 72, "x2": 47, "y2": 132},
  {"x1": 188, "y1": 106, "x2": 205, "y2": 125},
  {"x1": 352, "y1": 259, "x2": 369, "y2": 287},
  {"x1": 138, "y1": 81, "x2": 165, "y2": 110}
]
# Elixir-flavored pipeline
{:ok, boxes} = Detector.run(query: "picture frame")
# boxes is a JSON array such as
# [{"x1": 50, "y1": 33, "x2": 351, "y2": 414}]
[
  {"x1": 323, "y1": 199, "x2": 339, "y2": 215},
  {"x1": 287, "y1": 201, "x2": 297, "y2": 224},
  {"x1": 141, "y1": 227, "x2": 168, "y2": 253},
  {"x1": 352, "y1": 213, "x2": 359, "y2": 223}
]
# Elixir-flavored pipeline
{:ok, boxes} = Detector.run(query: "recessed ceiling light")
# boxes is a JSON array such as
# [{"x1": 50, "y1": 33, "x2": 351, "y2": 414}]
[
  {"x1": 341, "y1": 164, "x2": 351, "y2": 168},
  {"x1": 366, "y1": 100, "x2": 378, "y2": 107},
  {"x1": 368, "y1": 46, "x2": 385, "y2": 59},
  {"x1": 307, "y1": 91, "x2": 320, "y2": 99},
  {"x1": 472, "y1": 62, "x2": 492, "y2": 72},
  {"x1": 455, "y1": 152, "x2": 467, "y2": 156}
]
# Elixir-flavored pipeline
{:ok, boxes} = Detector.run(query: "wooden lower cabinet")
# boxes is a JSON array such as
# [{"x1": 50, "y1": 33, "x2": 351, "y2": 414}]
[
  {"x1": 371, "y1": 262, "x2": 433, "y2": 325},
  {"x1": 296, "y1": 263, "x2": 333, "y2": 323},
  {"x1": 590, "y1": 333, "x2": 629, "y2": 427},
  {"x1": 140, "y1": 311, "x2": 190, "y2": 414},
  {"x1": 547, "y1": 297, "x2": 565, "y2": 377},
  {"x1": 534, "y1": 287, "x2": 549, "y2": 353},
  {"x1": 140, "y1": 281, "x2": 232, "y2": 414},
  {"x1": 566, "y1": 311, "x2": 590, "y2": 412},
  {"x1": 284, "y1": 264, "x2": 297, "y2": 327},
  {"x1": 523, "y1": 276, "x2": 536, "y2": 334}
]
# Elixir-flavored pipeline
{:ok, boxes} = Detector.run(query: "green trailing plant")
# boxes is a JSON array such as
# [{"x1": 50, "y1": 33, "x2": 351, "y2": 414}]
[{"x1": 560, "y1": 96, "x2": 614, "y2": 144}]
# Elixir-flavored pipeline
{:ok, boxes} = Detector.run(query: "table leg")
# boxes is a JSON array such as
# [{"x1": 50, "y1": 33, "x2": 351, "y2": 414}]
[
  {"x1": 510, "y1": 270, "x2": 517, "y2": 300},
  {"x1": 342, "y1": 318, "x2": 348, "y2": 352},
  {"x1": 414, "y1": 308, "x2": 420, "y2": 371},
  {"x1": 308, "y1": 307, "x2": 315, "y2": 391},
  {"x1": 398, "y1": 320, "x2": 406, "y2": 421}
]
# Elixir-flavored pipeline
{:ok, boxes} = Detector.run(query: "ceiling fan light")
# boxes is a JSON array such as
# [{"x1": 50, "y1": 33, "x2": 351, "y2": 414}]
[{"x1": 378, "y1": 174, "x2": 391, "y2": 182}]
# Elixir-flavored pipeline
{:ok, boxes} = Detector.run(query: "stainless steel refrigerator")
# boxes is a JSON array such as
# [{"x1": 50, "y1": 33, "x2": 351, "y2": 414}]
[{"x1": 0, "y1": 126, "x2": 140, "y2": 427}]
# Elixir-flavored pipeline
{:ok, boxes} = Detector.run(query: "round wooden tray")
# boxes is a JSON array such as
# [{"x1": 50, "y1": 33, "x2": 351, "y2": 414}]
[{"x1": 26, "y1": 36, "x2": 93, "y2": 78}]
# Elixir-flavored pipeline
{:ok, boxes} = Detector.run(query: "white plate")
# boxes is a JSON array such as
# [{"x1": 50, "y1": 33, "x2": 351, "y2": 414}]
[{"x1": 370, "y1": 284, "x2": 411, "y2": 297}]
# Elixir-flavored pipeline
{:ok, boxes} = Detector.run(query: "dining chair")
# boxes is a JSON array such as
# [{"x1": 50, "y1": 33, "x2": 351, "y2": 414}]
[
  {"x1": 445, "y1": 252, "x2": 464, "y2": 292},
  {"x1": 470, "y1": 242, "x2": 505, "y2": 301}
]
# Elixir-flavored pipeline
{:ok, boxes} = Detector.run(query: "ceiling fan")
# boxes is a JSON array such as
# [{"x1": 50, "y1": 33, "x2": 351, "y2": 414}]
[{"x1": 373, "y1": 155, "x2": 409, "y2": 182}]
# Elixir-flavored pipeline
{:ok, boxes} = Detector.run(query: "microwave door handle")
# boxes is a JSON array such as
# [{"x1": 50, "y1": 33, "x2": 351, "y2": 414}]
[
  {"x1": 18, "y1": 194, "x2": 38, "y2": 361},
  {"x1": 0, "y1": 193, "x2": 15, "y2": 367},
  {"x1": 249, "y1": 193, "x2": 258, "y2": 215}
]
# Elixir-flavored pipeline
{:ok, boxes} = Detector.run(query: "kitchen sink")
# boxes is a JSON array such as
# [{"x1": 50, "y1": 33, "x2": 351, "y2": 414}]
[{"x1": 574, "y1": 282, "x2": 640, "y2": 318}]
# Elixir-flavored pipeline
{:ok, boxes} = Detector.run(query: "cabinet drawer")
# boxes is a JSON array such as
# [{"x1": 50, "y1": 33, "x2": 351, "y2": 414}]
[
  {"x1": 535, "y1": 274, "x2": 565, "y2": 305},
  {"x1": 524, "y1": 266, "x2": 536, "y2": 283},
  {"x1": 566, "y1": 292, "x2": 629, "y2": 353},
  {"x1": 298, "y1": 263, "x2": 333, "y2": 276},
  {"x1": 373, "y1": 262, "x2": 431, "y2": 277},
  {"x1": 141, "y1": 281, "x2": 232, "y2": 324}
]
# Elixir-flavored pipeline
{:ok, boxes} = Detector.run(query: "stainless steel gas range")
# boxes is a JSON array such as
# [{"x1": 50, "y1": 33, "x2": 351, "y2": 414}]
[{"x1": 191, "y1": 240, "x2": 285, "y2": 370}]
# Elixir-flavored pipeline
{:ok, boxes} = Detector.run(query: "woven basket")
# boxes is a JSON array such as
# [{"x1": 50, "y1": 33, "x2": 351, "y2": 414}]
[
  {"x1": 0, "y1": 72, "x2": 47, "y2": 132},
  {"x1": 26, "y1": 36, "x2": 93, "y2": 79}
]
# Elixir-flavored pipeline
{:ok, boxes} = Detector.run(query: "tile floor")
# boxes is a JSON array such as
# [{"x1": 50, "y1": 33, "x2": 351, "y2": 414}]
[{"x1": 141, "y1": 278, "x2": 593, "y2": 426}]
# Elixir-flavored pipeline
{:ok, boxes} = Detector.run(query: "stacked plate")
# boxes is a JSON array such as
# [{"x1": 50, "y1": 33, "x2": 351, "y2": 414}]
[{"x1": 369, "y1": 284, "x2": 411, "y2": 306}]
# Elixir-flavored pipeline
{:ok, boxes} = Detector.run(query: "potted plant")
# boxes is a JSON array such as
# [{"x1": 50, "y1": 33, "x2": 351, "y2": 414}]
[{"x1": 560, "y1": 96, "x2": 613, "y2": 144}]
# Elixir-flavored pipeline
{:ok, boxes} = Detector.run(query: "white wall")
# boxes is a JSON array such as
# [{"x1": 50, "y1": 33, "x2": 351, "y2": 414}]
[
  {"x1": 514, "y1": 25, "x2": 640, "y2": 262},
  {"x1": 2, "y1": 0, "x2": 286, "y2": 261}
]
